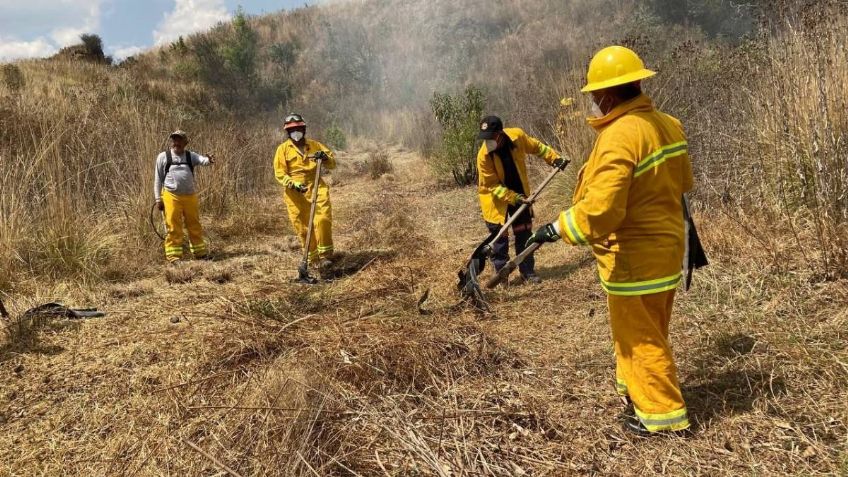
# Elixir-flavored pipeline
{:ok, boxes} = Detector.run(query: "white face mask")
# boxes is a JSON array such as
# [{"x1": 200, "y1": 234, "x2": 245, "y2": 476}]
[
  {"x1": 590, "y1": 100, "x2": 605, "y2": 118},
  {"x1": 485, "y1": 139, "x2": 498, "y2": 152},
  {"x1": 290, "y1": 131, "x2": 304, "y2": 142}
]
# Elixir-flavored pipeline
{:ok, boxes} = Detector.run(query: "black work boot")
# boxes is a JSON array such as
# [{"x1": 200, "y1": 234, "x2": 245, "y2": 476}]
[{"x1": 621, "y1": 414, "x2": 653, "y2": 437}]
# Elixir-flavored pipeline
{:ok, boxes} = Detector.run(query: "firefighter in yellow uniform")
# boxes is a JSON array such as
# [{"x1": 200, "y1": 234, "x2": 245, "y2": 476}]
[
  {"x1": 476, "y1": 116, "x2": 566, "y2": 284},
  {"x1": 527, "y1": 46, "x2": 694, "y2": 435},
  {"x1": 274, "y1": 114, "x2": 336, "y2": 267}
]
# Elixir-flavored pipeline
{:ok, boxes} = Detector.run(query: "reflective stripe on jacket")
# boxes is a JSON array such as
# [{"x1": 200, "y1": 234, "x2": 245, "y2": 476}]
[
  {"x1": 477, "y1": 128, "x2": 560, "y2": 224},
  {"x1": 558, "y1": 94, "x2": 694, "y2": 295},
  {"x1": 273, "y1": 138, "x2": 336, "y2": 188}
]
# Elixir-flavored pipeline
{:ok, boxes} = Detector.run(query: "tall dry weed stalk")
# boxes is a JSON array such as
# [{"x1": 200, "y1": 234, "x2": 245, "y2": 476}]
[
  {"x1": 0, "y1": 60, "x2": 279, "y2": 291},
  {"x1": 747, "y1": 2, "x2": 848, "y2": 278}
]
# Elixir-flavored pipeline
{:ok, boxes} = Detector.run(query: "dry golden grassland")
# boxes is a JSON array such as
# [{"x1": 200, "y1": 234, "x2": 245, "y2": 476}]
[
  {"x1": 0, "y1": 143, "x2": 846, "y2": 475},
  {"x1": 1, "y1": 0, "x2": 847, "y2": 475}
]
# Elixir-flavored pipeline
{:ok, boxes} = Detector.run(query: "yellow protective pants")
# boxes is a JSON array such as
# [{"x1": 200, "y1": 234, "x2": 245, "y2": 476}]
[
  {"x1": 283, "y1": 182, "x2": 333, "y2": 262},
  {"x1": 162, "y1": 191, "x2": 207, "y2": 262},
  {"x1": 609, "y1": 289, "x2": 689, "y2": 432}
]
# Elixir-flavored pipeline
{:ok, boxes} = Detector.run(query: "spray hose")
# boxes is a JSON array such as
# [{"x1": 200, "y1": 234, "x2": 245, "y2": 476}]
[{"x1": 149, "y1": 202, "x2": 166, "y2": 241}]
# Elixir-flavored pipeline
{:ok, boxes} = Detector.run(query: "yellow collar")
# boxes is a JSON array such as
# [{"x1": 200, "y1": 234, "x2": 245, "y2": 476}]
[{"x1": 587, "y1": 94, "x2": 655, "y2": 131}]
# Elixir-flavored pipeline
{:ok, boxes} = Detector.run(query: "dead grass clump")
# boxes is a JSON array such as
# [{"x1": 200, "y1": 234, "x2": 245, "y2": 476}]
[
  {"x1": 206, "y1": 264, "x2": 234, "y2": 284},
  {"x1": 237, "y1": 292, "x2": 327, "y2": 323},
  {"x1": 1, "y1": 64, "x2": 25, "y2": 93},
  {"x1": 2, "y1": 314, "x2": 50, "y2": 348},
  {"x1": 209, "y1": 197, "x2": 288, "y2": 240},
  {"x1": 164, "y1": 264, "x2": 202, "y2": 284},
  {"x1": 367, "y1": 149, "x2": 393, "y2": 179},
  {"x1": 1, "y1": 305, "x2": 80, "y2": 353},
  {"x1": 335, "y1": 322, "x2": 525, "y2": 397},
  {"x1": 108, "y1": 282, "x2": 153, "y2": 299},
  {"x1": 15, "y1": 217, "x2": 117, "y2": 282},
  {"x1": 282, "y1": 235, "x2": 301, "y2": 251},
  {"x1": 328, "y1": 156, "x2": 368, "y2": 185},
  {"x1": 347, "y1": 204, "x2": 432, "y2": 256}
]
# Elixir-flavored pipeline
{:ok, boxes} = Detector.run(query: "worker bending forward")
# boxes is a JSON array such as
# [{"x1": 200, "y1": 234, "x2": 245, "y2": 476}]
[
  {"x1": 527, "y1": 46, "x2": 694, "y2": 435},
  {"x1": 273, "y1": 114, "x2": 336, "y2": 268},
  {"x1": 477, "y1": 115, "x2": 566, "y2": 284}
]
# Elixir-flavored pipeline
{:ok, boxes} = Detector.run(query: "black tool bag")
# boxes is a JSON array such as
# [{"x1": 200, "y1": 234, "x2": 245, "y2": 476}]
[
  {"x1": 683, "y1": 196, "x2": 709, "y2": 290},
  {"x1": 23, "y1": 303, "x2": 106, "y2": 320}
]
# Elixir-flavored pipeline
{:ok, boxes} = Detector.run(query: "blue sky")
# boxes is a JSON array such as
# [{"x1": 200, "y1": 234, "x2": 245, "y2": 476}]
[{"x1": 0, "y1": 0, "x2": 310, "y2": 61}]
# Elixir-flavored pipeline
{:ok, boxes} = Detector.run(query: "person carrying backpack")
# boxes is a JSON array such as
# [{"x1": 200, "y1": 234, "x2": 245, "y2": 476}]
[{"x1": 153, "y1": 130, "x2": 216, "y2": 264}]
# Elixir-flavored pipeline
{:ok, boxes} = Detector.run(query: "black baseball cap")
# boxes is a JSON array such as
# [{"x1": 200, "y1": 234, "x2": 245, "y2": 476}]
[{"x1": 478, "y1": 116, "x2": 504, "y2": 140}]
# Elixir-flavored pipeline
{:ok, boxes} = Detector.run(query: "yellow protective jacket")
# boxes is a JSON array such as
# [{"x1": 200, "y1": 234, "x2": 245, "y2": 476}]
[
  {"x1": 273, "y1": 138, "x2": 336, "y2": 188},
  {"x1": 477, "y1": 128, "x2": 561, "y2": 224},
  {"x1": 558, "y1": 94, "x2": 694, "y2": 296}
]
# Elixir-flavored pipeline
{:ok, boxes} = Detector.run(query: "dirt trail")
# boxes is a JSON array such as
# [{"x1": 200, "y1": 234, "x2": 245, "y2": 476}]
[{"x1": 1, "y1": 145, "x2": 844, "y2": 475}]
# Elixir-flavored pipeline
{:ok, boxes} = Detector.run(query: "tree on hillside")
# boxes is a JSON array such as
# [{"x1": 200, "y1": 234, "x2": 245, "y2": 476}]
[
  {"x1": 80, "y1": 34, "x2": 105, "y2": 58},
  {"x1": 186, "y1": 8, "x2": 264, "y2": 110},
  {"x1": 52, "y1": 33, "x2": 111, "y2": 64},
  {"x1": 220, "y1": 8, "x2": 259, "y2": 82},
  {"x1": 430, "y1": 86, "x2": 486, "y2": 186}
]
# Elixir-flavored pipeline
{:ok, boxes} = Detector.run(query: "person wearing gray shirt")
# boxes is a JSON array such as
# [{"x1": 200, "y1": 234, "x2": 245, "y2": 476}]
[{"x1": 153, "y1": 130, "x2": 215, "y2": 263}]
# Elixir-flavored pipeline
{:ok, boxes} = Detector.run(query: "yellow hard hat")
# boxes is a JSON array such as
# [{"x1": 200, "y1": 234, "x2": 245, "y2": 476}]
[{"x1": 581, "y1": 46, "x2": 656, "y2": 93}]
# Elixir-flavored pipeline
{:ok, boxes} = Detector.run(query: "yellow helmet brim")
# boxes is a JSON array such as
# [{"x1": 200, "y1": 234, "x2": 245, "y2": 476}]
[{"x1": 581, "y1": 68, "x2": 657, "y2": 93}]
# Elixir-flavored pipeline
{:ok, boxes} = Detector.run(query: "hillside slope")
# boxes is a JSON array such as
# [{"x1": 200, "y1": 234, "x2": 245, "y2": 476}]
[
  {"x1": 1, "y1": 0, "x2": 847, "y2": 473},
  {"x1": 1, "y1": 146, "x2": 845, "y2": 475}
]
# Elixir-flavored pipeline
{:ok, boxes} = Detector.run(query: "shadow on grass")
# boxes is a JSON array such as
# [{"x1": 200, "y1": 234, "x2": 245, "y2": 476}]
[
  {"x1": 321, "y1": 250, "x2": 397, "y2": 280},
  {"x1": 534, "y1": 254, "x2": 594, "y2": 280},
  {"x1": 209, "y1": 249, "x2": 274, "y2": 261},
  {"x1": 683, "y1": 333, "x2": 785, "y2": 429},
  {"x1": 0, "y1": 318, "x2": 73, "y2": 363},
  {"x1": 684, "y1": 369, "x2": 786, "y2": 428}
]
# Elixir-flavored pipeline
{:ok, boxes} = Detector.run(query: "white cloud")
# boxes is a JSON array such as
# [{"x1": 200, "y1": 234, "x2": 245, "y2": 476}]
[
  {"x1": 50, "y1": 1, "x2": 102, "y2": 47},
  {"x1": 153, "y1": 0, "x2": 231, "y2": 46},
  {"x1": 0, "y1": 0, "x2": 103, "y2": 61},
  {"x1": 0, "y1": 36, "x2": 57, "y2": 61},
  {"x1": 111, "y1": 45, "x2": 145, "y2": 60}
]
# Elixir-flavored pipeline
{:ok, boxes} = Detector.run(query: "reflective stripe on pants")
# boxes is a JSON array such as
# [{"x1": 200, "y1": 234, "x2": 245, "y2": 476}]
[
  {"x1": 610, "y1": 289, "x2": 689, "y2": 432},
  {"x1": 162, "y1": 190, "x2": 206, "y2": 262},
  {"x1": 283, "y1": 181, "x2": 334, "y2": 261}
]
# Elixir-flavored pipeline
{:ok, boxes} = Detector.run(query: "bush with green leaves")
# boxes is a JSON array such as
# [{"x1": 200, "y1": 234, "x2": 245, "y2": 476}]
[
  {"x1": 188, "y1": 8, "x2": 260, "y2": 109},
  {"x1": 324, "y1": 125, "x2": 348, "y2": 151},
  {"x1": 429, "y1": 86, "x2": 485, "y2": 186},
  {"x1": 219, "y1": 8, "x2": 258, "y2": 81},
  {"x1": 268, "y1": 40, "x2": 300, "y2": 68},
  {"x1": 80, "y1": 34, "x2": 104, "y2": 57},
  {"x1": 1, "y1": 65, "x2": 25, "y2": 92}
]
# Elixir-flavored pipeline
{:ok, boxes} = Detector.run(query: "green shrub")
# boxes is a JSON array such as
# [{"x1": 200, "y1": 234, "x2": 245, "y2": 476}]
[
  {"x1": 219, "y1": 8, "x2": 258, "y2": 80},
  {"x1": 324, "y1": 125, "x2": 348, "y2": 150},
  {"x1": 80, "y1": 33, "x2": 104, "y2": 57},
  {"x1": 429, "y1": 86, "x2": 485, "y2": 186},
  {"x1": 190, "y1": 8, "x2": 259, "y2": 109},
  {"x1": 269, "y1": 40, "x2": 300, "y2": 68},
  {"x1": 1, "y1": 64, "x2": 25, "y2": 92}
]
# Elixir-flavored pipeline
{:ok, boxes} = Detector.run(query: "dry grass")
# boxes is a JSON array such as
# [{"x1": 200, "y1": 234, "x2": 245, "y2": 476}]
[
  {"x1": 367, "y1": 150, "x2": 394, "y2": 180},
  {"x1": 0, "y1": 145, "x2": 845, "y2": 475},
  {"x1": 0, "y1": 59, "x2": 281, "y2": 294},
  {"x1": 0, "y1": 0, "x2": 847, "y2": 474}
]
